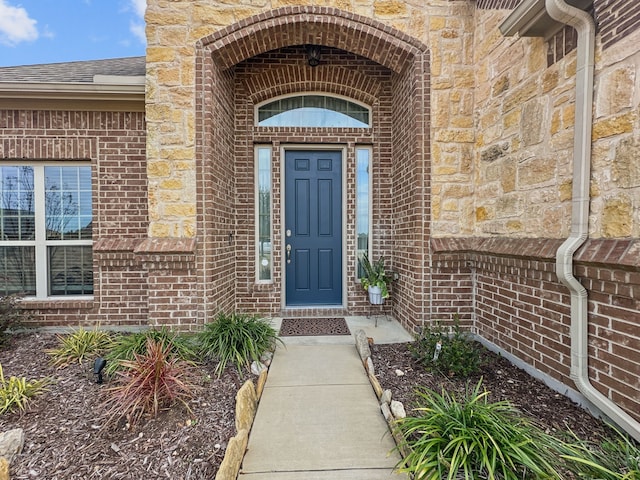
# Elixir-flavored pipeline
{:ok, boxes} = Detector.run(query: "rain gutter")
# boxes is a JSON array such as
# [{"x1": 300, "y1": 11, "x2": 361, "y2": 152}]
[
  {"x1": 0, "y1": 80, "x2": 144, "y2": 102},
  {"x1": 500, "y1": 0, "x2": 640, "y2": 442},
  {"x1": 546, "y1": 0, "x2": 640, "y2": 443}
]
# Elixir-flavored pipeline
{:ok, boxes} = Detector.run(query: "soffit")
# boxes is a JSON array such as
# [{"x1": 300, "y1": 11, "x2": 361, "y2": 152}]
[{"x1": 499, "y1": 0, "x2": 593, "y2": 39}]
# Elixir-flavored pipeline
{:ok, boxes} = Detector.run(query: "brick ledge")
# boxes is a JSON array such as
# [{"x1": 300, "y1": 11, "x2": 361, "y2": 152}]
[
  {"x1": 19, "y1": 298, "x2": 94, "y2": 310},
  {"x1": 93, "y1": 238, "x2": 142, "y2": 252},
  {"x1": 430, "y1": 237, "x2": 562, "y2": 259},
  {"x1": 431, "y1": 237, "x2": 639, "y2": 268},
  {"x1": 133, "y1": 237, "x2": 197, "y2": 254}
]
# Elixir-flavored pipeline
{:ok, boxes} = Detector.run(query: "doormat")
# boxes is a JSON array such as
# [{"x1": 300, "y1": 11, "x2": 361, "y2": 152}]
[{"x1": 279, "y1": 318, "x2": 350, "y2": 336}]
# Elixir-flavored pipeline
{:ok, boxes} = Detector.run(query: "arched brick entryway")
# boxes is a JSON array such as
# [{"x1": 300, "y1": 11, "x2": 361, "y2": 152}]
[{"x1": 195, "y1": 7, "x2": 431, "y2": 330}]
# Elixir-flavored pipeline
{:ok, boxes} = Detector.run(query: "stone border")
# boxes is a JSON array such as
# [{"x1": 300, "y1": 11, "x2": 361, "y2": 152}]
[
  {"x1": 214, "y1": 366, "x2": 269, "y2": 480},
  {"x1": 0, "y1": 428, "x2": 24, "y2": 480},
  {"x1": 354, "y1": 329, "x2": 410, "y2": 458}
]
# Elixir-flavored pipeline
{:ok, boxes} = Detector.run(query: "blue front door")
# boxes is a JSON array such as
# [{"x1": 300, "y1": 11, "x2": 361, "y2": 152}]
[{"x1": 285, "y1": 150, "x2": 342, "y2": 306}]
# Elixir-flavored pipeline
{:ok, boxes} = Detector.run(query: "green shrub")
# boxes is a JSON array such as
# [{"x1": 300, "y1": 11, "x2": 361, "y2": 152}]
[
  {"x1": 198, "y1": 312, "x2": 280, "y2": 377},
  {"x1": 0, "y1": 294, "x2": 32, "y2": 345},
  {"x1": 410, "y1": 317, "x2": 481, "y2": 377},
  {"x1": 0, "y1": 363, "x2": 48, "y2": 415},
  {"x1": 105, "y1": 327, "x2": 198, "y2": 375},
  {"x1": 104, "y1": 339, "x2": 196, "y2": 425},
  {"x1": 395, "y1": 381, "x2": 567, "y2": 480},
  {"x1": 46, "y1": 326, "x2": 113, "y2": 367},
  {"x1": 561, "y1": 427, "x2": 640, "y2": 480}
]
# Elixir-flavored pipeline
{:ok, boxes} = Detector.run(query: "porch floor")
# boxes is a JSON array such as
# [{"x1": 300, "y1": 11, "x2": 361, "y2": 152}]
[{"x1": 267, "y1": 315, "x2": 414, "y2": 345}]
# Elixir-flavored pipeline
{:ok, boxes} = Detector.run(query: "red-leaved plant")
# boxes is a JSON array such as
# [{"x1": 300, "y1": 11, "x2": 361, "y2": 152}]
[{"x1": 103, "y1": 338, "x2": 197, "y2": 425}]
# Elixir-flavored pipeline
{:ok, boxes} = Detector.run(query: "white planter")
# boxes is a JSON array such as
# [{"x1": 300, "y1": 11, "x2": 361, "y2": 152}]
[{"x1": 368, "y1": 285, "x2": 385, "y2": 304}]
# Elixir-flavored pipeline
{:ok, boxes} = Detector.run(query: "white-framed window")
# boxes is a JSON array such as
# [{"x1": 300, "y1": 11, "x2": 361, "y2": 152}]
[
  {"x1": 0, "y1": 163, "x2": 93, "y2": 298},
  {"x1": 256, "y1": 94, "x2": 371, "y2": 128},
  {"x1": 356, "y1": 147, "x2": 371, "y2": 278},
  {"x1": 255, "y1": 147, "x2": 272, "y2": 282}
]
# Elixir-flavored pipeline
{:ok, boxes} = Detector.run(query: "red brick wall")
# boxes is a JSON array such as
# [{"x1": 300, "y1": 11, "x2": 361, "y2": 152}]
[
  {"x1": 431, "y1": 237, "x2": 640, "y2": 423},
  {"x1": 0, "y1": 109, "x2": 149, "y2": 327},
  {"x1": 93, "y1": 243, "x2": 147, "y2": 327},
  {"x1": 229, "y1": 48, "x2": 433, "y2": 326},
  {"x1": 430, "y1": 252, "x2": 474, "y2": 329},
  {"x1": 391, "y1": 60, "x2": 432, "y2": 329},
  {"x1": 194, "y1": 53, "x2": 238, "y2": 323},
  {"x1": 476, "y1": 0, "x2": 521, "y2": 9},
  {"x1": 595, "y1": 0, "x2": 640, "y2": 50},
  {"x1": 574, "y1": 240, "x2": 640, "y2": 417},
  {"x1": 232, "y1": 46, "x2": 393, "y2": 316}
]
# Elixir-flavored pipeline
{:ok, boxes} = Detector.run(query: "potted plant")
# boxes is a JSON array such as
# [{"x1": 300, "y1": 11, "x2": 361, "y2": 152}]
[{"x1": 359, "y1": 253, "x2": 392, "y2": 304}]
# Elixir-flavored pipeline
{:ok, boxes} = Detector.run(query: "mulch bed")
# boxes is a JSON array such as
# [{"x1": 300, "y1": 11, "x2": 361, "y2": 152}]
[
  {"x1": 0, "y1": 332, "x2": 621, "y2": 479},
  {"x1": 0, "y1": 332, "x2": 245, "y2": 480},
  {"x1": 370, "y1": 341, "x2": 612, "y2": 441}
]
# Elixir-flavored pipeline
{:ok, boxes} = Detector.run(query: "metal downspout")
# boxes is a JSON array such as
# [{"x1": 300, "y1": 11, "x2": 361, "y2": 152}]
[{"x1": 547, "y1": 0, "x2": 640, "y2": 442}]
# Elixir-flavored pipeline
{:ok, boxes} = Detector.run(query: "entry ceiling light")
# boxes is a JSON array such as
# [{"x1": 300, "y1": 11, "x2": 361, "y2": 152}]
[{"x1": 306, "y1": 45, "x2": 321, "y2": 67}]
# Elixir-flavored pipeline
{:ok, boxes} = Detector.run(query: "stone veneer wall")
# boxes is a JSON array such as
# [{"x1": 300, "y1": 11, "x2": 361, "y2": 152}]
[
  {"x1": 427, "y1": 2, "x2": 640, "y2": 425},
  {"x1": 467, "y1": 5, "x2": 640, "y2": 239},
  {"x1": 144, "y1": 0, "x2": 467, "y2": 324},
  {"x1": 145, "y1": 0, "x2": 472, "y2": 240},
  {"x1": 0, "y1": 110, "x2": 150, "y2": 328}
]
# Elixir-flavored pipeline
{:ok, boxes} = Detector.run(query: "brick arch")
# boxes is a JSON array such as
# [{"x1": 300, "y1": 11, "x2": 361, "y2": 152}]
[
  {"x1": 195, "y1": 6, "x2": 432, "y2": 331},
  {"x1": 243, "y1": 65, "x2": 381, "y2": 107},
  {"x1": 199, "y1": 6, "x2": 427, "y2": 73}
]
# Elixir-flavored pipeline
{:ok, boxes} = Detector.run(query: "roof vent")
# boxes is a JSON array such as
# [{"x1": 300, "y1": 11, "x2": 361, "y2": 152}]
[{"x1": 93, "y1": 74, "x2": 145, "y2": 85}]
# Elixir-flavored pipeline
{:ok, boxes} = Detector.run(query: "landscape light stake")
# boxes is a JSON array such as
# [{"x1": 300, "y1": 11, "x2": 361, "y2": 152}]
[{"x1": 93, "y1": 357, "x2": 107, "y2": 384}]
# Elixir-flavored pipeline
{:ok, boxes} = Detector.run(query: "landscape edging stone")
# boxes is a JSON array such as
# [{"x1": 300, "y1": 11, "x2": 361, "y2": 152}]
[{"x1": 214, "y1": 366, "x2": 268, "y2": 480}]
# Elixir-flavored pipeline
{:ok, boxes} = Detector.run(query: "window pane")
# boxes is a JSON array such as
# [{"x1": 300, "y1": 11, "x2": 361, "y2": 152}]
[
  {"x1": 258, "y1": 95, "x2": 370, "y2": 128},
  {"x1": 0, "y1": 246, "x2": 36, "y2": 295},
  {"x1": 356, "y1": 148, "x2": 370, "y2": 278},
  {"x1": 45, "y1": 166, "x2": 92, "y2": 240},
  {"x1": 0, "y1": 166, "x2": 35, "y2": 241},
  {"x1": 257, "y1": 148, "x2": 271, "y2": 281},
  {"x1": 48, "y1": 245, "x2": 93, "y2": 295},
  {"x1": 1, "y1": 164, "x2": 93, "y2": 298}
]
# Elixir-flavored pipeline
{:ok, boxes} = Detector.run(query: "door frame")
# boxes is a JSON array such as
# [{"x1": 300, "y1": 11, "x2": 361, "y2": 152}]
[{"x1": 280, "y1": 144, "x2": 348, "y2": 309}]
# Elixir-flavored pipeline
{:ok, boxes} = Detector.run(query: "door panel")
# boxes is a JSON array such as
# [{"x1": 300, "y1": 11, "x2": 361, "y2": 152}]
[
  {"x1": 295, "y1": 179, "x2": 310, "y2": 235},
  {"x1": 285, "y1": 150, "x2": 342, "y2": 306},
  {"x1": 294, "y1": 250, "x2": 311, "y2": 290},
  {"x1": 317, "y1": 249, "x2": 334, "y2": 289}
]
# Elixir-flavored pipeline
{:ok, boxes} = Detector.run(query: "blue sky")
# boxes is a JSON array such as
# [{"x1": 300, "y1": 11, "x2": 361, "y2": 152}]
[{"x1": 0, "y1": 0, "x2": 146, "y2": 67}]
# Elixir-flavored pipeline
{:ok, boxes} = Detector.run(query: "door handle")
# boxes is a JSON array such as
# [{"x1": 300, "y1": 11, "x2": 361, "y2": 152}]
[{"x1": 286, "y1": 244, "x2": 292, "y2": 264}]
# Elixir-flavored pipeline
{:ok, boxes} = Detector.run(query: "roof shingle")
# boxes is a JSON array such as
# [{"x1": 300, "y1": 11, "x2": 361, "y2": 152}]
[{"x1": 0, "y1": 57, "x2": 145, "y2": 83}]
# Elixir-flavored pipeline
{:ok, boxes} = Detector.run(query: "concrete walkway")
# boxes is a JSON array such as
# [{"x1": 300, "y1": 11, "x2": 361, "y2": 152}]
[{"x1": 238, "y1": 317, "x2": 411, "y2": 480}]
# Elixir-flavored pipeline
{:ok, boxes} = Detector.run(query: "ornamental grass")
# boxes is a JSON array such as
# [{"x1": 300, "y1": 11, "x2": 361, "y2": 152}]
[{"x1": 395, "y1": 380, "x2": 568, "y2": 480}]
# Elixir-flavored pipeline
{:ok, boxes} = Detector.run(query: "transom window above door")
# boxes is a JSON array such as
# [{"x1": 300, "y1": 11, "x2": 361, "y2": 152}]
[{"x1": 256, "y1": 94, "x2": 371, "y2": 128}]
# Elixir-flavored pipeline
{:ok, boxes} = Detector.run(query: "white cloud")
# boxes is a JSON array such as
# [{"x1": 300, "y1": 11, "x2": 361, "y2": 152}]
[
  {"x1": 0, "y1": 0, "x2": 39, "y2": 46},
  {"x1": 131, "y1": 0, "x2": 145, "y2": 19},
  {"x1": 129, "y1": 20, "x2": 145, "y2": 44},
  {"x1": 128, "y1": 0, "x2": 146, "y2": 44},
  {"x1": 41, "y1": 25, "x2": 55, "y2": 40}
]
